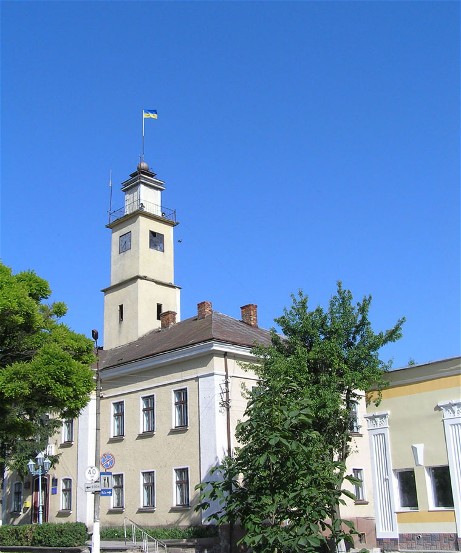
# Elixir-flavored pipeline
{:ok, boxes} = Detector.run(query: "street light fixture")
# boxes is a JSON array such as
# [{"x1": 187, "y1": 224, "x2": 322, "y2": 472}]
[{"x1": 27, "y1": 452, "x2": 52, "y2": 524}]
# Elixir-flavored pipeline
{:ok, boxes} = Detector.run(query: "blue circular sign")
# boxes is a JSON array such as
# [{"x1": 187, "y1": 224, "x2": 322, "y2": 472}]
[{"x1": 100, "y1": 452, "x2": 115, "y2": 470}]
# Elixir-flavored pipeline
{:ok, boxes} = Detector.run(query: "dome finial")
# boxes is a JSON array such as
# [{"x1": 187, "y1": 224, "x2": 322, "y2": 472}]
[{"x1": 137, "y1": 159, "x2": 149, "y2": 172}]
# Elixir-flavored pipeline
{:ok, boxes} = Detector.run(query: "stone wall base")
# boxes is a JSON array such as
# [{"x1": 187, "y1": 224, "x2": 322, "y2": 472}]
[{"x1": 378, "y1": 533, "x2": 459, "y2": 551}]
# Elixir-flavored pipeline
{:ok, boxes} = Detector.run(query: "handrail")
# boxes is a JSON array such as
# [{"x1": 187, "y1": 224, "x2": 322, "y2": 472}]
[
  {"x1": 124, "y1": 517, "x2": 167, "y2": 553},
  {"x1": 109, "y1": 200, "x2": 176, "y2": 225}
]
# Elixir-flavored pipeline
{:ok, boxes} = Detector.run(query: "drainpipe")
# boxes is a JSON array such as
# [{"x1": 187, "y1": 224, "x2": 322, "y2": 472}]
[{"x1": 224, "y1": 353, "x2": 233, "y2": 553}]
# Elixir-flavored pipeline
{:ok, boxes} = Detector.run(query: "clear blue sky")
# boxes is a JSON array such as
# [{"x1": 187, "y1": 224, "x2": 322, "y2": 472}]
[{"x1": 1, "y1": 1, "x2": 459, "y2": 368}]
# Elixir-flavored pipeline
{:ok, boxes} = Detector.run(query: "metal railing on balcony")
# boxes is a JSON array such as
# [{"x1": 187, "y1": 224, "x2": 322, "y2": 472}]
[
  {"x1": 124, "y1": 517, "x2": 167, "y2": 553},
  {"x1": 109, "y1": 199, "x2": 176, "y2": 225}
]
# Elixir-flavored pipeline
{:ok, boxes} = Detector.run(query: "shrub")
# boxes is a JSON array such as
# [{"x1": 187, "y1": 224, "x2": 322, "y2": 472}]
[
  {"x1": 32, "y1": 522, "x2": 88, "y2": 546},
  {"x1": 0, "y1": 522, "x2": 88, "y2": 547}
]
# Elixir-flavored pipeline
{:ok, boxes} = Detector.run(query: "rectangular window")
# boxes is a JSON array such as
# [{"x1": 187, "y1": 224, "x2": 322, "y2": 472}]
[
  {"x1": 174, "y1": 388, "x2": 188, "y2": 428},
  {"x1": 12, "y1": 482, "x2": 23, "y2": 512},
  {"x1": 349, "y1": 402, "x2": 361, "y2": 433},
  {"x1": 118, "y1": 304, "x2": 124, "y2": 322},
  {"x1": 112, "y1": 474, "x2": 124, "y2": 509},
  {"x1": 149, "y1": 230, "x2": 164, "y2": 252},
  {"x1": 61, "y1": 478, "x2": 72, "y2": 511},
  {"x1": 428, "y1": 466, "x2": 454, "y2": 508},
  {"x1": 142, "y1": 471, "x2": 155, "y2": 508},
  {"x1": 353, "y1": 468, "x2": 365, "y2": 502},
  {"x1": 63, "y1": 419, "x2": 74, "y2": 443},
  {"x1": 156, "y1": 303, "x2": 163, "y2": 321},
  {"x1": 174, "y1": 468, "x2": 190, "y2": 507},
  {"x1": 113, "y1": 401, "x2": 125, "y2": 437},
  {"x1": 142, "y1": 395, "x2": 155, "y2": 433},
  {"x1": 396, "y1": 469, "x2": 418, "y2": 509}
]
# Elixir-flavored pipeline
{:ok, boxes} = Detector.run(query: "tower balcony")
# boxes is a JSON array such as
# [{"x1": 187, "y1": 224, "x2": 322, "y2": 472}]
[{"x1": 109, "y1": 199, "x2": 177, "y2": 225}]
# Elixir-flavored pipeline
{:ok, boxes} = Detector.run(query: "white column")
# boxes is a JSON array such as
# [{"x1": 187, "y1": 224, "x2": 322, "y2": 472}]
[
  {"x1": 438, "y1": 399, "x2": 461, "y2": 538},
  {"x1": 77, "y1": 395, "x2": 96, "y2": 528},
  {"x1": 198, "y1": 373, "x2": 228, "y2": 523},
  {"x1": 365, "y1": 412, "x2": 398, "y2": 538}
]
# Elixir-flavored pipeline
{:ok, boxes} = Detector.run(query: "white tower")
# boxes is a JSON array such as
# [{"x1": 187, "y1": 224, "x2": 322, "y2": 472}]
[{"x1": 103, "y1": 161, "x2": 180, "y2": 349}]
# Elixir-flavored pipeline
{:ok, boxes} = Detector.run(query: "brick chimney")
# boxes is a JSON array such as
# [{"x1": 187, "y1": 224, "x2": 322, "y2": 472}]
[
  {"x1": 197, "y1": 301, "x2": 213, "y2": 319},
  {"x1": 241, "y1": 304, "x2": 258, "y2": 327},
  {"x1": 160, "y1": 311, "x2": 176, "y2": 329}
]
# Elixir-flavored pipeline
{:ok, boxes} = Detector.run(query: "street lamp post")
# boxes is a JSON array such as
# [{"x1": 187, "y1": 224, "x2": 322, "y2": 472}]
[
  {"x1": 27, "y1": 452, "x2": 51, "y2": 524},
  {"x1": 91, "y1": 329, "x2": 101, "y2": 553}
]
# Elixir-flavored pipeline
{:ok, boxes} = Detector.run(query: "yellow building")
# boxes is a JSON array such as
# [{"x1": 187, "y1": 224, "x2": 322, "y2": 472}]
[{"x1": 365, "y1": 356, "x2": 461, "y2": 550}]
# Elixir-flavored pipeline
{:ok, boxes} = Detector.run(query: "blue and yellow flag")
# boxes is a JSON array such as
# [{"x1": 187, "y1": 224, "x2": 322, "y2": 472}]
[{"x1": 143, "y1": 110, "x2": 158, "y2": 119}]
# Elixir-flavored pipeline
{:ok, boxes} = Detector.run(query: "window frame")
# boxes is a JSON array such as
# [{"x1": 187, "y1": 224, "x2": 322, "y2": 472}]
[
  {"x1": 141, "y1": 394, "x2": 155, "y2": 434},
  {"x1": 427, "y1": 465, "x2": 454, "y2": 510},
  {"x1": 141, "y1": 470, "x2": 156, "y2": 509},
  {"x1": 149, "y1": 230, "x2": 164, "y2": 252},
  {"x1": 352, "y1": 468, "x2": 366, "y2": 502},
  {"x1": 112, "y1": 400, "x2": 125, "y2": 438},
  {"x1": 61, "y1": 478, "x2": 72, "y2": 511},
  {"x1": 12, "y1": 481, "x2": 23, "y2": 513},
  {"x1": 174, "y1": 467, "x2": 190, "y2": 508},
  {"x1": 112, "y1": 473, "x2": 124, "y2": 509},
  {"x1": 394, "y1": 468, "x2": 419, "y2": 511},
  {"x1": 349, "y1": 401, "x2": 361, "y2": 434},
  {"x1": 173, "y1": 388, "x2": 188, "y2": 429},
  {"x1": 62, "y1": 419, "x2": 74, "y2": 444}
]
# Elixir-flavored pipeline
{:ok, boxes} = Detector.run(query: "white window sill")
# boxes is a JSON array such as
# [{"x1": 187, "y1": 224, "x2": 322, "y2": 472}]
[{"x1": 428, "y1": 507, "x2": 454, "y2": 511}]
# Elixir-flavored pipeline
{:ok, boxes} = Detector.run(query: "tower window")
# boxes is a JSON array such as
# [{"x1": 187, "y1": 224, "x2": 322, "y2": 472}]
[
  {"x1": 118, "y1": 304, "x2": 124, "y2": 322},
  {"x1": 149, "y1": 231, "x2": 164, "y2": 252},
  {"x1": 157, "y1": 303, "x2": 162, "y2": 321}
]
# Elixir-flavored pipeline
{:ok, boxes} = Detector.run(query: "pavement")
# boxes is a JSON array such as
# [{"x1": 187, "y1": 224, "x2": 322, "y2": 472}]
[{"x1": 87, "y1": 541, "x2": 132, "y2": 552}]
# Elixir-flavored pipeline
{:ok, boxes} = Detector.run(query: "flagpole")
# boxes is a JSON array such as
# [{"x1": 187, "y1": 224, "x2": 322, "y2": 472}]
[
  {"x1": 142, "y1": 110, "x2": 145, "y2": 161},
  {"x1": 108, "y1": 170, "x2": 113, "y2": 224}
]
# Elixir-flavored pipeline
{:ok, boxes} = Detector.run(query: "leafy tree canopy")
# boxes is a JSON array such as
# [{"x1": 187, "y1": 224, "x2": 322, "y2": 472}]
[
  {"x1": 197, "y1": 282, "x2": 404, "y2": 553},
  {"x1": 0, "y1": 262, "x2": 95, "y2": 479}
]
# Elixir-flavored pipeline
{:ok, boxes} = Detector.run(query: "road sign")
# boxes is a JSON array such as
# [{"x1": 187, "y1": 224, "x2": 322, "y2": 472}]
[
  {"x1": 85, "y1": 481, "x2": 101, "y2": 493},
  {"x1": 85, "y1": 466, "x2": 99, "y2": 482},
  {"x1": 100, "y1": 452, "x2": 115, "y2": 470},
  {"x1": 100, "y1": 472, "x2": 112, "y2": 489},
  {"x1": 100, "y1": 471, "x2": 113, "y2": 496}
]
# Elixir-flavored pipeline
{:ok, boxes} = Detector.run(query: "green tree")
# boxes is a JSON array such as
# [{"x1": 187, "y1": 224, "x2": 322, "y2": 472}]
[
  {"x1": 0, "y1": 262, "x2": 95, "y2": 482},
  {"x1": 197, "y1": 282, "x2": 404, "y2": 553}
]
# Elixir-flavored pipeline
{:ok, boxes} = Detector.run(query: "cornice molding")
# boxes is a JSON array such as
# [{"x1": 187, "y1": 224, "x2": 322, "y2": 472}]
[
  {"x1": 364, "y1": 411, "x2": 389, "y2": 430},
  {"x1": 100, "y1": 340, "x2": 257, "y2": 379},
  {"x1": 101, "y1": 275, "x2": 181, "y2": 293},
  {"x1": 437, "y1": 399, "x2": 461, "y2": 419}
]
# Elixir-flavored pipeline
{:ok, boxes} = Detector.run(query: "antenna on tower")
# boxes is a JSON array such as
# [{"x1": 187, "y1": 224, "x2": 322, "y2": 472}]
[{"x1": 108, "y1": 170, "x2": 113, "y2": 225}]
